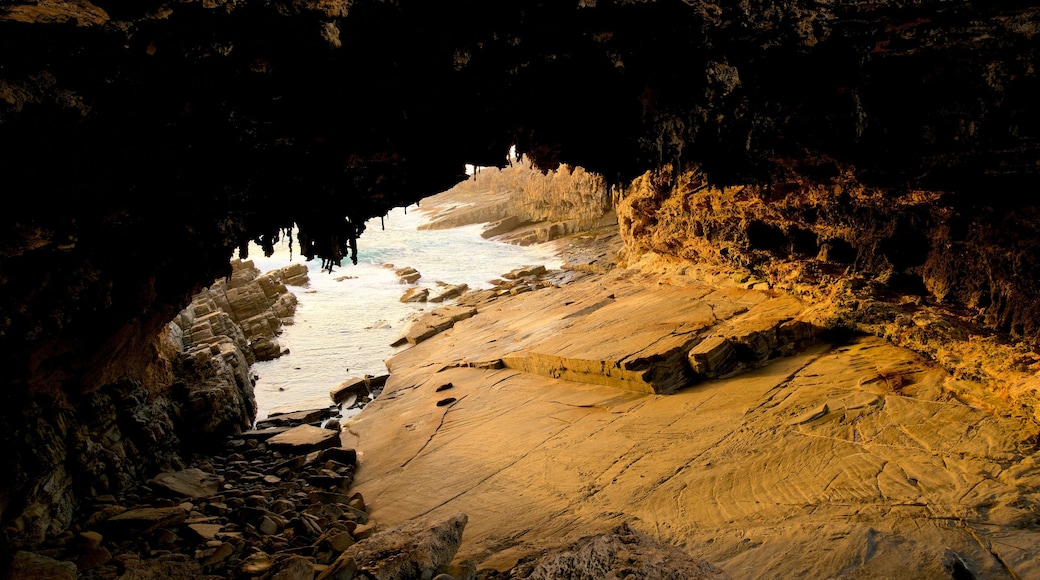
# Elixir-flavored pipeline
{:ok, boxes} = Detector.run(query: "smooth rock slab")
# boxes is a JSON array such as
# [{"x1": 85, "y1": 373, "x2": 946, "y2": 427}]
[
  {"x1": 391, "y1": 305, "x2": 477, "y2": 347},
  {"x1": 266, "y1": 424, "x2": 341, "y2": 453},
  {"x1": 330, "y1": 375, "x2": 388, "y2": 404},
  {"x1": 349, "y1": 268, "x2": 1040, "y2": 578},
  {"x1": 187, "y1": 523, "x2": 224, "y2": 542},
  {"x1": 258, "y1": 408, "x2": 331, "y2": 428},
  {"x1": 103, "y1": 506, "x2": 187, "y2": 535},
  {"x1": 151, "y1": 467, "x2": 221, "y2": 498}
]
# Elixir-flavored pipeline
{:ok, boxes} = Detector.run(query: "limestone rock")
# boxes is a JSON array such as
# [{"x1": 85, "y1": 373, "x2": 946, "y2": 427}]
[
  {"x1": 186, "y1": 523, "x2": 224, "y2": 542},
  {"x1": 480, "y1": 215, "x2": 527, "y2": 238},
  {"x1": 515, "y1": 523, "x2": 728, "y2": 580},
  {"x1": 320, "y1": 447, "x2": 359, "y2": 467},
  {"x1": 175, "y1": 258, "x2": 305, "y2": 366},
  {"x1": 267, "y1": 424, "x2": 341, "y2": 453},
  {"x1": 330, "y1": 375, "x2": 388, "y2": 404},
  {"x1": 327, "y1": 512, "x2": 468, "y2": 580},
  {"x1": 263, "y1": 553, "x2": 316, "y2": 580},
  {"x1": 151, "y1": 467, "x2": 221, "y2": 499},
  {"x1": 395, "y1": 266, "x2": 422, "y2": 284},
  {"x1": 257, "y1": 408, "x2": 332, "y2": 428},
  {"x1": 272, "y1": 263, "x2": 310, "y2": 287},
  {"x1": 103, "y1": 506, "x2": 187, "y2": 535},
  {"x1": 502, "y1": 264, "x2": 547, "y2": 280},
  {"x1": 429, "y1": 283, "x2": 469, "y2": 303},
  {"x1": 6, "y1": 551, "x2": 77, "y2": 580},
  {"x1": 176, "y1": 337, "x2": 256, "y2": 438},
  {"x1": 400, "y1": 287, "x2": 430, "y2": 303},
  {"x1": 687, "y1": 335, "x2": 735, "y2": 378},
  {"x1": 347, "y1": 257, "x2": 1040, "y2": 578},
  {"x1": 118, "y1": 553, "x2": 204, "y2": 580},
  {"x1": 391, "y1": 305, "x2": 477, "y2": 347}
]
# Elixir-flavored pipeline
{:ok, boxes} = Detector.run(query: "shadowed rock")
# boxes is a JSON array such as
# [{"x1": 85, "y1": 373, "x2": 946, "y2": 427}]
[
  {"x1": 331, "y1": 375, "x2": 388, "y2": 405},
  {"x1": 266, "y1": 425, "x2": 341, "y2": 453},
  {"x1": 150, "y1": 468, "x2": 221, "y2": 499},
  {"x1": 321, "y1": 512, "x2": 468, "y2": 580},
  {"x1": 513, "y1": 522, "x2": 728, "y2": 580}
]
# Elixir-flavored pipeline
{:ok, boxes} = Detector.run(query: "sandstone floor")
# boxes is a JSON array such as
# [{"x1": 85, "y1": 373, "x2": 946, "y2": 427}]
[{"x1": 342, "y1": 254, "x2": 1040, "y2": 578}]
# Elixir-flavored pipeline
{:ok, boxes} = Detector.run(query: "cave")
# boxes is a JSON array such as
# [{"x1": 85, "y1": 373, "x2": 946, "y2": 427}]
[{"x1": 2, "y1": 0, "x2": 1040, "y2": 577}]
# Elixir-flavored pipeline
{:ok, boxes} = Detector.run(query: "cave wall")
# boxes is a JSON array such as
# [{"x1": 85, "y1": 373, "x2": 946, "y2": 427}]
[
  {"x1": 617, "y1": 163, "x2": 1040, "y2": 340},
  {"x1": 2, "y1": 0, "x2": 1039, "y2": 552}
]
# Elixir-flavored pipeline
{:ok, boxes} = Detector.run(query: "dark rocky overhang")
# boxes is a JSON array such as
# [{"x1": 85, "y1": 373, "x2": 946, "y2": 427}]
[{"x1": 0, "y1": 0, "x2": 1038, "y2": 418}]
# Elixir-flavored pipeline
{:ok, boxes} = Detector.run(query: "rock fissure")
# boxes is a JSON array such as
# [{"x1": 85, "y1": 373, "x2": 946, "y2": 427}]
[{"x1": 400, "y1": 395, "x2": 468, "y2": 469}]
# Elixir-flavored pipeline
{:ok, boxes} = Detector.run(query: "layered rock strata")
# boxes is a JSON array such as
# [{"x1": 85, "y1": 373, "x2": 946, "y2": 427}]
[
  {"x1": 4, "y1": 411, "x2": 370, "y2": 579},
  {"x1": 345, "y1": 261, "x2": 1040, "y2": 579},
  {"x1": 337, "y1": 191, "x2": 1040, "y2": 578},
  {"x1": 2, "y1": 0, "x2": 1040, "y2": 568},
  {"x1": 174, "y1": 259, "x2": 308, "y2": 364},
  {"x1": 0, "y1": 259, "x2": 307, "y2": 553},
  {"x1": 418, "y1": 160, "x2": 615, "y2": 248},
  {"x1": 616, "y1": 168, "x2": 1040, "y2": 418}
]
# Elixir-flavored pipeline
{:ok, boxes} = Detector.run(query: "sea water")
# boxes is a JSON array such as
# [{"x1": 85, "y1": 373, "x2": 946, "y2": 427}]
[{"x1": 245, "y1": 203, "x2": 562, "y2": 422}]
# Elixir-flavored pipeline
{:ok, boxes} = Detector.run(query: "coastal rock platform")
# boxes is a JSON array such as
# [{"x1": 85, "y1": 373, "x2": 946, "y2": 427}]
[{"x1": 343, "y1": 263, "x2": 1040, "y2": 578}]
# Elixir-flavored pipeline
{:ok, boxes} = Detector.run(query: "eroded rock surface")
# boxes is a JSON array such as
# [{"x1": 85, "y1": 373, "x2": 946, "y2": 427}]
[
  {"x1": 3, "y1": 0, "x2": 1040, "y2": 567},
  {"x1": 500, "y1": 522, "x2": 728, "y2": 580},
  {"x1": 323, "y1": 512, "x2": 469, "y2": 580},
  {"x1": 344, "y1": 261, "x2": 1040, "y2": 578}
]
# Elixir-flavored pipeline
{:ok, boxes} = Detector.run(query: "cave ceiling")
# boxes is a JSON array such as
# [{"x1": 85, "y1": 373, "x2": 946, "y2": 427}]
[{"x1": 1, "y1": 0, "x2": 1039, "y2": 397}]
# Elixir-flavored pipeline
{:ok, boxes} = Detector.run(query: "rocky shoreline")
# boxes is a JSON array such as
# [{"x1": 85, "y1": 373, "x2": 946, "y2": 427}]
[
  {"x1": 9, "y1": 169, "x2": 1040, "y2": 578},
  {"x1": 337, "y1": 185, "x2": 1040, "y2": 578},
  {"x1": 6, "y1": 175, "x2": 731, "y2": 579},
  {"x1": 8, "y1": 406, "x2": 477, "y2": 580}
]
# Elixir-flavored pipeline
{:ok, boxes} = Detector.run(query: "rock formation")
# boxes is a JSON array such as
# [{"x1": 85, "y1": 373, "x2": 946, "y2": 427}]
[
  {"x1": 175, "y1": 259, "x2": 308, "y2": 364},
  {"x1": 2, "y1": 0, "x2": 1040, "y2": 573},
  {"x1": 0, "y1": 258, "x2": 307, "y2": 554},
  {"x1": 499, "y1": 522, "x2": 728, "y2": 580},
  {"x1": 418, "y1": 159, "x2": 616, "y2": 247},
  {"x1": 342, "y1": 205, "x2": 1040, "y2": 577}
]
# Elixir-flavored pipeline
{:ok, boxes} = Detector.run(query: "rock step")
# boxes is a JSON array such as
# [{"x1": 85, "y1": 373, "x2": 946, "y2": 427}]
[
  {"x1": 330, "y1": 374, "x2": 389, "y2": 404},
  {"x1": 266, "y1": 424, "x2": 342, "y2": 453},
  {"x1": 501, "y1": 295, "x2": 816, "y2": 394},
  {"x1": 390, "y1": 305, "x2": 477, "y2": 347}
]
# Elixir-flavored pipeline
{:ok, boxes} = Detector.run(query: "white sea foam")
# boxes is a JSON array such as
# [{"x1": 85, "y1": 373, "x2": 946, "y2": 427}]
[{"x1": 245, "y1": 203, "x2": 562, "y2": 422}]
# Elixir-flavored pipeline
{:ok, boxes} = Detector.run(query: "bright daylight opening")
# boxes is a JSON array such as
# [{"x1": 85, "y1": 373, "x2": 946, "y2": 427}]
[{"x1": 465, "y1": 144, "x2": 519, "y2": 176}]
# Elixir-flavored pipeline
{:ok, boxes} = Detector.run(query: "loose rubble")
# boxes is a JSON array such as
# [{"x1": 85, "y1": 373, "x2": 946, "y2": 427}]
[{"x1": 13, "y1": 405, "x2": 476, "y2": 580}]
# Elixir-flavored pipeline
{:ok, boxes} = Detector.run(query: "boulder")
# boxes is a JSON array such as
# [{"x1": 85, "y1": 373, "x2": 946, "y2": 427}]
[
  {"x1": 395, "y1": 266, "x2": 422, "y2": 284},
  {"x1": 6, "y1": 551, "x2": 77, "y2": 580},
  {"x1": 400, "y1": 287, "x2": 430, "y2": 303},
  {"x1": 502, "y1": 264, "x2": 547, "y2": 280},
  {"x1": 266, "y1": 424, "x2": 341, "y2": 453},
  {"x1": 102, "y1": 506, "x2": 187, "y2": 535},
  {"x1": 177, "y1": 338, "x2": 256, "y2": 437},
  {"x1": 257, "y1": 408, "x2": 332, "y2": 428},
  {"x1": 118, "y1": 554, "x2": 204, "y2": 580},
  {"x1": 150, "y1": 468, "x2": 222, "y2": 499},
  {"x1": 429, "y1": 283, "x2": 469, "y2": 303},
  {"x1": 391, "y1": 306, "x2": 477, "y2": 347},
  {"x1": 261, "y1": 554, "x2": 315, "y2": 580},
  {"x1": 322, "y1": 513, "x2": 468, "y2": 580},
  {"x1": 330, "y1": 375, "x2": 388, "y2": 404},
  {"x1": 516, "y1": 522, "x2": 728, "y2": 580}
]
